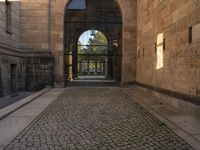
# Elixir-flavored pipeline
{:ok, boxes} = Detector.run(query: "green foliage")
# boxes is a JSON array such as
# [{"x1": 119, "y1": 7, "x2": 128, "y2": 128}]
[
  {"x1": 78, "y1": 31, "x2": 108, "y2": 60},
  {"x1": 79, "y1": 31, "x2": 107, "y2": 54}
]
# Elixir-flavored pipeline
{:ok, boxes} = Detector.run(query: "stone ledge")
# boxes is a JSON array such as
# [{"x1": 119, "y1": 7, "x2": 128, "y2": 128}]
[
  {"x1": 0, "y1": 88, "x2": 50, "y2": 121},
  {"x1": 134, "y1": 84, "x2": 200, "y2": 120},
  {"x1": 0, "y1": 44, "x2": 53, "y2": 58},
  {"x1": 135, "y1": 82, "x2": 200, "y2": 105}
]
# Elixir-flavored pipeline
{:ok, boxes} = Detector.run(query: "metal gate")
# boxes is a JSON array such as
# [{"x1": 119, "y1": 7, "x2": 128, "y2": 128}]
[{"x1": 64, "y1": 0, "x2": 122, "y2": 83}]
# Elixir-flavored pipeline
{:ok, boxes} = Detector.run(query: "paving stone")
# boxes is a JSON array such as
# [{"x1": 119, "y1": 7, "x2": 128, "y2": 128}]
[{"x1": 4, "y1": 88, "x2": 194, "y2": 150}]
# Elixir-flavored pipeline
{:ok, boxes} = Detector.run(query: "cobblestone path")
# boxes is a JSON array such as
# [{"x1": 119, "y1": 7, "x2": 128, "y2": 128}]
[{"x1": 4, "y1": 88, "x2": 193, "y2": 150}]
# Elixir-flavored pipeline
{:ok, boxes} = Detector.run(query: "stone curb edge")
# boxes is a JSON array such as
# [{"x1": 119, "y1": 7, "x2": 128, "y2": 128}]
[{"x1": 0, "y1": 88, "x2": 51, "y2": 121}]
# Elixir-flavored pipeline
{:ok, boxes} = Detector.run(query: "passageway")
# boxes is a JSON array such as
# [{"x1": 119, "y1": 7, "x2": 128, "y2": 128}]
[
  {"x1": 4, "y1": 88, "x2": 194, "y2": 149},
  {"x1": 64, "y1": 0, "x2": 122, "y2": 84}
]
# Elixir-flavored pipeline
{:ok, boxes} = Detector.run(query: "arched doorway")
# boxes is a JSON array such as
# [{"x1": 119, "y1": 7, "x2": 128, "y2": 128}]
[
  {"x1": 77, "y1": 30, "x2": 108, "y2": 80},
  {"x1": 64, "y1": 0, "x2": 123, "y2": 84}
]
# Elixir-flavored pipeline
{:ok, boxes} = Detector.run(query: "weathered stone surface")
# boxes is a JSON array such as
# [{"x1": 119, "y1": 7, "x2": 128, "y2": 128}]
[
  {"x1": 20, "y1": 0, "x2": 49, "y2": 51},
  {"x1": 0, "y1": 1, "x2": 20, "y2": 49},
  {"x1": 136, "y1": 0, "x2": 200, "y2": 98},
  {"x1": 0, "y1": 52, "x2": 53, "y2": 97}
]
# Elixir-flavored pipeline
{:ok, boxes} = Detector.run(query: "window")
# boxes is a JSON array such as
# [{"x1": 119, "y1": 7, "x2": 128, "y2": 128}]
[
  {"x1": 5, "y1": 0, "x2": 12, "y2": 33},
  {"x1": 67, "y1": 0, "x2": 86, "y2": 10}
]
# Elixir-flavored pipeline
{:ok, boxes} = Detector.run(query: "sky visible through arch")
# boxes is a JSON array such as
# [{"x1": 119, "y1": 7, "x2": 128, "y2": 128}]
[
  {"x1": 67, "y1": 0, "x2": 86, "y2": 10},
  {"x1": 79, "y1": 30, "x2": 95, "y2": 45}
]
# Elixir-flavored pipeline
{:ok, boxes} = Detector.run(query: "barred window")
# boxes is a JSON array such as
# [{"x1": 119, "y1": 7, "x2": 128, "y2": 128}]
[{"x1": 5, "y1": 0, "x2": 12, "y2": 33}]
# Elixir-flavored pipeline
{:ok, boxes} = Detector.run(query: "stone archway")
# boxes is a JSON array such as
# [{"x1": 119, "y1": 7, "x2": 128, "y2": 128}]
[
  {"x1": 64, "y1": 0, "x2": 123, "y2": 83},
  {"x1": 50, "y1": 0, "x2": 137, "y2": 87}
]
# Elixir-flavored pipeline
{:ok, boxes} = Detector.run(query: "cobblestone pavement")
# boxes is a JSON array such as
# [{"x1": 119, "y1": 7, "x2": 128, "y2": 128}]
[{"x1": 4, "y1": 88, "x2": 194, "y2": 150}]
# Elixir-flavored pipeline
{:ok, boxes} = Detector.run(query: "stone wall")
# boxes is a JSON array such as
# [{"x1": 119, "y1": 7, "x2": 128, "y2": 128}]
[
  {"x1": 24, "y1": 56, "x2": 53, "y2": 91},
  {"x1": 0, "y1": 0, "x2": 22, "y2": 97},
  {"x1": 0, "y1": 52, "x2": 53, "y2": 97},
  {"x1": 137, "y1": 0, "x2": 200, "y2": 99},
  {"x1": 20, "y1": 0, "x2": 49, "y2": 51},
  {"x1": 0, "y1": 0, "x2": 53, "y2": 97},
  {"x1": 0, "y1": 52, "x2": 25, "y2": 96},
  {"x1": 0, "y1": 1, "x2": 20, "y2": 49},
  {"x1": 20, "y1": 0, "x2": 53, "y2": 91}
]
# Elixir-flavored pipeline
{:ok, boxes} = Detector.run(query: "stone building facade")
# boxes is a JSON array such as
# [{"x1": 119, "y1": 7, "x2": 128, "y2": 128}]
[
  {"x1": 0, "y1": 0, "x2": 137, "y2": 97},
  {"x1": 137, "y1": 0, "x2": 200, "y2": 103},
  {"x1": 0, "y1": 0, "x2": 53, "y2": 97},
  {"x1": 0, "y1": 0, "x2": 199, "y2": 111}
]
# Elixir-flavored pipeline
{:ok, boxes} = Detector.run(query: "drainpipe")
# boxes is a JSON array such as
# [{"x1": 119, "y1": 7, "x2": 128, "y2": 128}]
[
  {"x1": 48, "y1": 0, "x2": 51, "y2": 52},
  {"x1": 48, "y1": 0, "x2": 54, "y2": 87}
]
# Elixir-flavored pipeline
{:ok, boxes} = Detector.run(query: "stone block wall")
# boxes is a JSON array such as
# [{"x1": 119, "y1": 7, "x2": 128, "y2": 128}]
[
  {"x1": 0, "y1": 1, "x2": 20, "y2": 48},
  {"x1": 136, "y1": 0, "x2": 200, "y2": 99},
  {"x1": 20, "y1": 0, "x2": 49, "y2": 51},
  {"x1": 0, "y1": 0, "x2": 53, "y2": 97},
  {"x1": 0, "y1": 0, "x2": 22, "y2": 97},
  {"x1": 118, "y1": 0, "x2": 137, "y2": 83},
  {"x1": 0, "y1": 52, "x2": 53, "y2": 97},
  {"x1": 24, "y1": 56, "x2": 53, "y2": 91},
  {"x1": 0, "y1": 52, "x2": 25, "y2": 97},
  {"x1": 19, "y1": 0, "x2": 53, "y2": 92}
]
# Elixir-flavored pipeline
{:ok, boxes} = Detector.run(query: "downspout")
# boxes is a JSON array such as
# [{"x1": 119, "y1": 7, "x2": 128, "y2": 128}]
[
  {"x1": 48, "y1": 0, "x2": 54, "y2": 87},
  {"x1": 48, "y1": 0, "x2": 51, "y2": 53}
]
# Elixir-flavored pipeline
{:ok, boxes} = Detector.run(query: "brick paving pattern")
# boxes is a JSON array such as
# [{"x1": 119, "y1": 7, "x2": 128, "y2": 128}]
[{"x1": 4, "y1": 88, "x2": 193, "y2": 150}]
